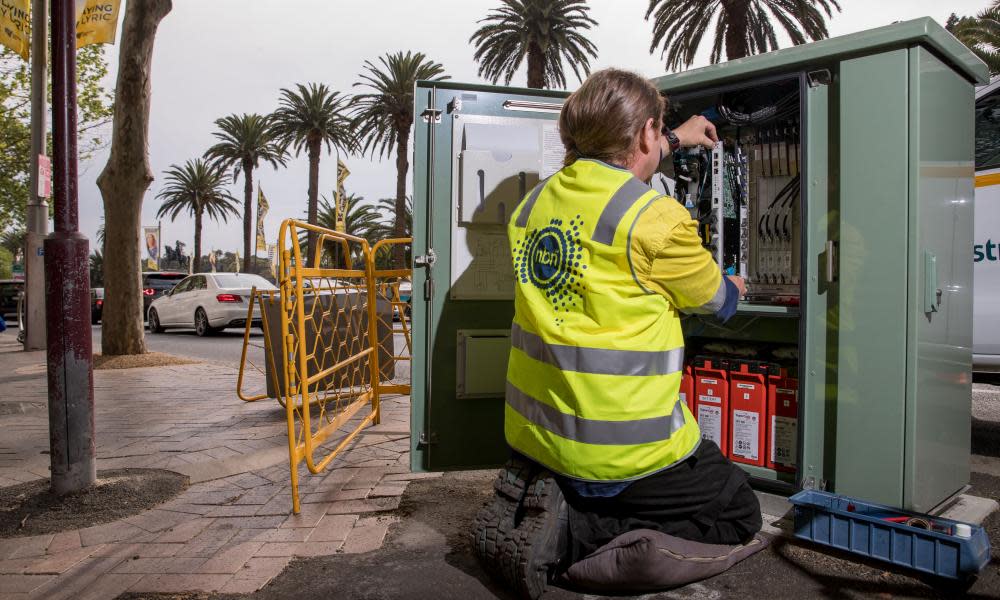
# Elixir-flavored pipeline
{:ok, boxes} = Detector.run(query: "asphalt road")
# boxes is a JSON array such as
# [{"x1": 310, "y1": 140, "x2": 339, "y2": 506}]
[
  {"x1": 88, "y1": 324, "x2": 413, "y2": 381},
  {"x1": 91, "y1": 323, "x2": 262, "y2": 366}
]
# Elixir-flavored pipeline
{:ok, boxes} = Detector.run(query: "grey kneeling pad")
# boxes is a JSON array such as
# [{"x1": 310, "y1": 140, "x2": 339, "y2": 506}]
[{"x1": 561, "y1": 529, "x2": 770, "y2": 593}]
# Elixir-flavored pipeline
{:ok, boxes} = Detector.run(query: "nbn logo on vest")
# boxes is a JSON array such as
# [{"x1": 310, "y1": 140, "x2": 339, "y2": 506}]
[{"x1": 975, "y1": 240, "x2": 999, "y2": 263}]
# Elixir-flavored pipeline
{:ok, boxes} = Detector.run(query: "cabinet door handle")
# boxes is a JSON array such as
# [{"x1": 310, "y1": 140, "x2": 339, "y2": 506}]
[
  {"x1": 924, "y1": 251, "x2": 939, "y2": 313},
  {"x1": 825, "y1": 240, "x2": 836, "y2": 284}
]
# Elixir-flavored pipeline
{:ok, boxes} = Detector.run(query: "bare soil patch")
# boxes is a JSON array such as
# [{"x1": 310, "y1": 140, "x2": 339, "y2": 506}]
[
  {"x1": 0, "y1": 468, "x2": 188, "y2": 538},
  {"x1": 94, "y1": 352, "x2": 197, "y2": 370}
]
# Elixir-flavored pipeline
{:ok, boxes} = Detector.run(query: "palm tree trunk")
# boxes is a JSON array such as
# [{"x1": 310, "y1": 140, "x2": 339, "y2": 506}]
[
  {"x1": 242, "y1": 158, "x2": 254, "y2": 274},
  {"x1": 306, "y1": 136, "x2": 321, "y2": 267},
  {"x1": 393, "y1": 124, "x2": 410, "y2": 269},
  {"x1": 527, "y1": 41, "x2": 545, "y2": 88},
  {"x1": 193, "y1": 209, "x2": 202, "y2": 273},
  {"x1": 723, "y1": 1, "x2": 751, "y2": 60}
]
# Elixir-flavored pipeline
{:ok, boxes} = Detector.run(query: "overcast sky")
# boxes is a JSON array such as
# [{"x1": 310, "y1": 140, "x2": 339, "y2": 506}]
[{"x1": 74, "y1": 0, "x2": 988, "y2": 258}]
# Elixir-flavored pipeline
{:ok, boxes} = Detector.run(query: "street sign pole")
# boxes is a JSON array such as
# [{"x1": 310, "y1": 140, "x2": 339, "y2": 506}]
[
  {"x1": 44, "y1": 0, "x2": 96, "y2": 495},
  {"x1": 24, "y1": 0, "x2": 49, "y2": 351}
]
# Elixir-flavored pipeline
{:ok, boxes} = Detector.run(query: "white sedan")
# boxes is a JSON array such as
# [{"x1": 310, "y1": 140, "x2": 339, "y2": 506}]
[{"x1": 147, "y1": 273, "x2": 277, "y2": 336}]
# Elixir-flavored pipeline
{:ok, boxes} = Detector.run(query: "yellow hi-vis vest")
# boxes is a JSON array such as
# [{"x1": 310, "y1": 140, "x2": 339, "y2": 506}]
[{"x1": 505, "y1": 159, "x2": 701, "y2": 482}]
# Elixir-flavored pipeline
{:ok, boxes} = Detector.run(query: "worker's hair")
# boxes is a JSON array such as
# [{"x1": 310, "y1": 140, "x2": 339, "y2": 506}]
[{"x1": 559, "y1": 68, "x2": 666, "y2": 167}]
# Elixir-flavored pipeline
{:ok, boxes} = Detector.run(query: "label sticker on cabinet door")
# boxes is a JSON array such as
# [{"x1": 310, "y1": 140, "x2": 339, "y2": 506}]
[
  {"x1": 698, "y1": 404, "x2": 722, "y2": 446},
  {"x1": 771, "y1": 416, "x2": 797, "y2": 466},
  {"x1": 732, "y1": 410, "x2": 759, "y2": 460}
]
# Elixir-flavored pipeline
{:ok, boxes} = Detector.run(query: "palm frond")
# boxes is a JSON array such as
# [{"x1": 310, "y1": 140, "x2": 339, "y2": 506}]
[
  {"x1": 269, "y1": 83, "x2": 357, "y2": 157},
  {"x1": 647, "y1": 0, "x2": 841, "y2": 71},
  {"x1": 470, "y1": 0, "x2": 598, "y2": 89},
  {"x1": 155, "y1": 159, "x2": 240, "y2": 224}
]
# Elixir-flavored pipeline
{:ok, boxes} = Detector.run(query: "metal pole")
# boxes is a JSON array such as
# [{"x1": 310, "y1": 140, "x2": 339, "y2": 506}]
[
  {"x1": 44, "y1": 0, "x2": 95, "y2": 495},
  {"x1": 24, "y1": 0, "x2": 49, "y2": 351}
]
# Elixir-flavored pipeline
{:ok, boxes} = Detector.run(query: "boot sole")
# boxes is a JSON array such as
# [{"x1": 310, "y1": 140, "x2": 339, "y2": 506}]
[
  {"x1": 499, "y1": 470, "x2": 567, "y2": 600},
  {"x1": 472, "y1": 455, "x2": 539, "y2": 581}
]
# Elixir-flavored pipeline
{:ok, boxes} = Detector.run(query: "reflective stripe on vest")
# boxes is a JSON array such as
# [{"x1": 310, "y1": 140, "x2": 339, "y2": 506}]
[
  {"x1": 511, "y1": 322, "x2": 683, "y2": 376},
  {"x1": 506, "y1": 381, "x2": 687, "y2": 446}
]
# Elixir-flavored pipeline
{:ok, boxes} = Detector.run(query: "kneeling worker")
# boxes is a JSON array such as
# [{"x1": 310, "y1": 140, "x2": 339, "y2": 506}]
[{"x1": 478, "y1": 68, "x2": 762, "y2": 597}]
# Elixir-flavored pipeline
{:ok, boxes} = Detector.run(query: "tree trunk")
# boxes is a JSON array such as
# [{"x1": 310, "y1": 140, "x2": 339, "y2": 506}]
[
  {"x1": 96, "y1": 0, "x2": 172, "y2": 356},
  {"x1": 306, "y1": 136, "x2": 321, "y2": 267},
  {"x1": 242, "y1": 158, "x2": 253, "y2": 273},
  {"x1": 193, "y1": 209, "x2": 202, "y2": 274},
  {"x1": 527, "y1": 41, "x2": 545, "y2": 88},
  {"x1": 723, "y1": 1, "x2": 750, "y2": 60},
  {"x1": 393, "y1": 124, "x2": 410, "y2": 269}
]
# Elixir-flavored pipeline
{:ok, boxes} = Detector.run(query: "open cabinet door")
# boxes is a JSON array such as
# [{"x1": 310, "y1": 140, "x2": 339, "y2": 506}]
[{"x1": 411, "y1": 81, "x2": 568, "y2": 472}]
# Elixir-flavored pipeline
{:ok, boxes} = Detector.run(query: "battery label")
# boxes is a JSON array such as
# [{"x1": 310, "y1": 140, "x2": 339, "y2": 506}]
[
  {"x1": 732, "y1": 410, "x2": 759, "y2": 460},
  {"x1": 736, "y1": 383, "x2": 755, "y2": 389},
  {"x1": 771, "y1": 415, "x2": 797, "y2": 466},
  {"x1": 698, "y1": 394, "x2": 720, "y2": 404},
  {"x1": 701, "y1": 378, "x2": 718, "y2": 385},
  {"x1": 698, "y1": 404, "x2": 722, "y2": 446}
]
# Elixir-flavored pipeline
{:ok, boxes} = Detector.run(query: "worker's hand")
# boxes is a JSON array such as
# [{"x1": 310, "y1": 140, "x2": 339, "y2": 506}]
[
  {"x1": 727, "y1": 275, "x2": 747, "y2": 299},
  {"x1": 673, "y1": 115, "x2": 718, "y2": 150}
]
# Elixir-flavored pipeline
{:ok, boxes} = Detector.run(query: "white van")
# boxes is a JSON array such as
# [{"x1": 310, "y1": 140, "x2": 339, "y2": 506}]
[{"x1": 975, "y1": 78, "x2": 1000, "y2": 371}]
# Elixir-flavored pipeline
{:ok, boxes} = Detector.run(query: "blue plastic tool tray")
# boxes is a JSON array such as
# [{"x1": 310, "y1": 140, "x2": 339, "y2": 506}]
[{"x1": 789, "y1": 490, "x2": 991, "y2": 580}]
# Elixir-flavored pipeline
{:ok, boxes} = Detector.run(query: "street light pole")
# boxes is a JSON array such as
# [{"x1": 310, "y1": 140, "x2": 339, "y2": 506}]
[
  {"x1": 44, "y1": 0, "x2": 96, "y2": 495},
  {"x1": 23, "y1": 0, "x2": 49, "y2": 351}
]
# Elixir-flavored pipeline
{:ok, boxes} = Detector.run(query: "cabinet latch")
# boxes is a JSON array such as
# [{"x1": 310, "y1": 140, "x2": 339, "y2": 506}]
[{"x1": 420, "y1": 108, "x2": 442, "y2": 124}]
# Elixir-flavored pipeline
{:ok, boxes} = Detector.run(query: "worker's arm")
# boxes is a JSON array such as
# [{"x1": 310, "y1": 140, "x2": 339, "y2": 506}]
[{"x1": 630, "y1": 197, "x2": 744, "y2": 322}]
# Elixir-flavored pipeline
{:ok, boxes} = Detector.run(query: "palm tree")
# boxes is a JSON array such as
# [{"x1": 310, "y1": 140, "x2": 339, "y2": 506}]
[
  {"x1": 204, "y1": 113, "x2": 287, "y2": 271},
  {"x1": 470, "y1": 0, "x2": 598, "y2": 89},
  {"x1": 372, "y1": 196, "x2": 413, "y2": 269},
  {"x1": 155, "y1": 159, "x2": 239, "y2": 273},
  {"x1": 646, "y1": 0, "x2": 841, "y2": 71},
  {"x1": 312, "y1": 193, "x2": 382, "y2": 267},
  {"x1": 372, "y1": 196, "x2": 412, "y2": 239},
  {"x1": 270, "y1": 83, "x2": 355, "y2": 265},
  {"x1": 947, "y1": 2, "x2": 1000, "y2": 76},
  {"x1": 89, "y1": 250, "x2": 104, "y2": 287},
  {"x1": 352, "y1": 51, "x2": 447, "y2": 267}
]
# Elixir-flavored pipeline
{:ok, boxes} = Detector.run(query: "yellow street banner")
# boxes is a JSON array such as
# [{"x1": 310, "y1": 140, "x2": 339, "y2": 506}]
[
  {"x1": 256, "y1": 187, "x2": 269, "y2": 252},
  {"x1": 0, "y1": 0, "x2": 30, "y2": 60},
  {"x1": 335, "y1": 159, "x2": 350, "y2": 233},
  {"x1": 75, "y1": 0, "x2": 121, "y2": 49}
]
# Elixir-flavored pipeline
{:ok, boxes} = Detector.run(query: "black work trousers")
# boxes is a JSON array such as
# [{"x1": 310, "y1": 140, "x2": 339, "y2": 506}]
[{"x1": 558, "y1": 441, "x2": 762, "y2": 563}]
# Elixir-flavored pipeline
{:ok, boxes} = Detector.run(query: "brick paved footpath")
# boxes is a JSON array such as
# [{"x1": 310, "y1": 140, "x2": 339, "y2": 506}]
[{"x1": 0, "y1": 332, "x2": 437, "y2": 599}]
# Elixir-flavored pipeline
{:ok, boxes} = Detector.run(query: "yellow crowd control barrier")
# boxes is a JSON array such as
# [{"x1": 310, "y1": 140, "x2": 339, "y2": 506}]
[
  {"x1": 236, "y1": 288, "x2": 283, "y2": 404},
  {"x1": 372, "y1": 238, "x2": 413, "y2": 397},
  {"x1": 280, "y1": 220, "x2": 387, "y2": 514},
  {"x1": 234, "y1": 221, "x2": 413, "y2": 513}
]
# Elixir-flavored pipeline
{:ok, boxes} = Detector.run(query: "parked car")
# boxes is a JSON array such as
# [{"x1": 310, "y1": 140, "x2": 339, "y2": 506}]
[
  {"x1": 0, "y1": 279, "x2": 23, "y2": 320},
  {"x1": 90, "y1": 288, "x2": 104, "y2": 324},
  {"x1": 146, "y1": 272, "x2": 277, "y2": 336},
  {"x1": 142, "y1": 271, "x2": 187, "y2": 315},
  {"x1": 975, "y1": 78, "x2": 1000, "y2": 371}
]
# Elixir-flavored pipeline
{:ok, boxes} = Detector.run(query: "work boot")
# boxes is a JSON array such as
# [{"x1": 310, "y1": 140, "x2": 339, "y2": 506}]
[
  {"x1": 500, "y1": 469, "x2": 569, "y2": 600},
  {"x1": 472, "y1": 455, "x2": 539, "y2": 581}
]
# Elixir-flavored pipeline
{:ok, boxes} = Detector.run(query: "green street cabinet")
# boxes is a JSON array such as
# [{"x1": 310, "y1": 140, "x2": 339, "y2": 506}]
[{"x1": 409, "y1": 18, "x2": 990, "y2": 512}]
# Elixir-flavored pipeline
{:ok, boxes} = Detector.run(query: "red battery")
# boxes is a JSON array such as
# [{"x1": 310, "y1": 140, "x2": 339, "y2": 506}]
[
  {"x1": 693, "y1": 356, "x2": 729, "y2": 455},
  {"x1": 679, "y1": 365, "x2": 695, "y2": 414},
  {"x1": 767, "y1": 366, "x2": 799, "y2": 472},
  {"x1": 728, "y1": 361, "x2": 768, "y2": 467}
]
